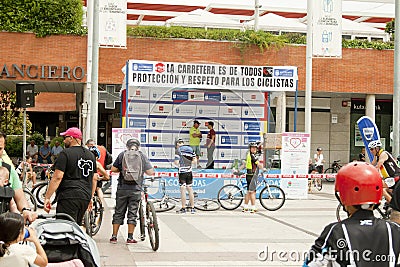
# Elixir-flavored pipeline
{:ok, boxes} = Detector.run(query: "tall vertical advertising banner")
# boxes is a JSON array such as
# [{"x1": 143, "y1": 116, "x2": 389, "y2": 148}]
[
  {"x1": 99, "y1": 0, "x2": 127, "y2": 47},
  {"x1": 280, "y1": 132, "x2": 310, "y2": 199},
  {"x1": 357, "y1": 116, "x2": 381, "y2": 162},
  {"x1": 312, "y1": 0, "x2": 342, "y2": 57}
]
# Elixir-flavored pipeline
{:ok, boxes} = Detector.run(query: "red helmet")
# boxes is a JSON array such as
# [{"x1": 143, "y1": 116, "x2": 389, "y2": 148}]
[{"x1": 335, "y1": 162, "x2": 382, "y2": 206}]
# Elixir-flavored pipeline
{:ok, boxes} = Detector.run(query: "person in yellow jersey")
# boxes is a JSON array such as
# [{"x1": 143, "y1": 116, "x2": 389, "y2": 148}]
[
  {"x1": 369, "y1": 140, "x2": 400, "y2": 204},
  {"x1": 189, "y1": 120, "x2": 202, "y2": 168},
  {"x1": 242, "y1": 142, "x2": 263, "y2": 213}
]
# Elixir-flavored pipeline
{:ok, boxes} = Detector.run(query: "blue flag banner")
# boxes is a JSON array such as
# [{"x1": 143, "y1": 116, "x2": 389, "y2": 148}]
[{"x1": 356, "y1": 116, "x2": 381, "y2": 161}]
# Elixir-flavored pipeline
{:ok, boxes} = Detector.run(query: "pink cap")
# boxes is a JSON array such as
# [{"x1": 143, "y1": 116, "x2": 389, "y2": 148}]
[{"x1": 60, "y1": 127, "x2": 82, "y2": 140}]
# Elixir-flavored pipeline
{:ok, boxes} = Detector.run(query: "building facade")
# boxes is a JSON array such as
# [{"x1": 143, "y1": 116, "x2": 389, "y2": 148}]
[{"x1": 0, "y1": 32, "x2": 395, "y2": 164}]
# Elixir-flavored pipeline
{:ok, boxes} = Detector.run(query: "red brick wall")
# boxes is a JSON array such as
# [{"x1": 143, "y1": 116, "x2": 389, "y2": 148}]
[{"x1": 0, "y1": 32, "x2": 394, "y2": 94}]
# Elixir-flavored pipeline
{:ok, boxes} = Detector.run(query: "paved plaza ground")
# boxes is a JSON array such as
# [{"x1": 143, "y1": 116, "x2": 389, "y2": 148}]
[{"x1": 90, "y1": 182, "x2": 339, "y2": 267}]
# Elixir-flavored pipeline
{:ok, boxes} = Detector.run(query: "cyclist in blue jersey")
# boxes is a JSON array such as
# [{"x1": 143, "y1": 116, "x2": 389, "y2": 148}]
[{"x1": 174, "y1": 139, "x2": 196, "y2": 214}]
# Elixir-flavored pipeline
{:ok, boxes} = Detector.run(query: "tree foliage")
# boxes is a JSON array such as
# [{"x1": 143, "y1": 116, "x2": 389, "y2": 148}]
[
  {"x1": 0, "y1": 91, "x2": 32, "y2": 135},
  {"x1": 0, "y1": 0, "x2": 86, "y2": 37}
]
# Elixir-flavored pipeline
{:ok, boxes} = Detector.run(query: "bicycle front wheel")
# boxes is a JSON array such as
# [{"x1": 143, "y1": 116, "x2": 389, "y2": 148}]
[
  {"x1": 194, "y1": 199, "x2": 220, "y2": 211},
  {"x1": 84, "y1": 211, "x2": 93, "y2": 237},
  {"x1": 315, "y1": 178, "x2": 323, "y2": 191},
  {"x1": 146, "y1": 201, "x2": 159, "y2": 251},
  {"x1": 324, "y1": 168, "x2": 336, "y2": 182},
  {"x1": 217, "y1": 184, "x2": 243, "y2": 210},
  {"x1": 259, "y1": 185, "x2": 285, "y2": 211},
  {"x1": 336, "y1": 203, "x2": 348, "y2": 222},
  {"x1": 152, "y1": 199, "x2": 176, "y2": 212},
  {"x1": 23, "y1": 188, "x2": 37, "y2": 211},
  {"x1": 90, "y1": 196, "x2": 103, "y2": 236}
]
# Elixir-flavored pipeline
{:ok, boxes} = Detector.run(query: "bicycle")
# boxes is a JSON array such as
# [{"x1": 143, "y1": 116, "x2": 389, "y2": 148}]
[
  {"x1": 324, "y1": 160, "x2": 342, "y2": 182},
  {"x1": 138, "y1": 177, "x2": 160, "y2": 251},
  {"x1": 151, "y1": 179, "x2": 221, "y2": 212},
  {"x1": 336, "y1": 200, "x2": 390, "y2": 222},
  {"x1": 18, "y1": 159, "x2": 38, "y2": 211},
  {"x1": 308, "y1": 176, "x2": 322, "y2": 192},
  {"x1": 34, "y1": 168, "x2": 57, "y2": 209},
  {"x1": 217, "y1": 171, "x2": 286, "y2": 211},
  {"x1": 83, "y1": 190, "x2": 104, "y2": 237}
]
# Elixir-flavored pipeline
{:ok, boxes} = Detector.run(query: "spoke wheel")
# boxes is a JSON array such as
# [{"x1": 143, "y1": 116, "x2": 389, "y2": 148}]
[
  {"x1": 152, "y1": 199, "x2": 176, "y2": 212},
  {"x1": 217, "y1": 184, "x2": 243, "y2": 210},
  {"x1": 194, "y1": 199, "x2": 220, "y2": 211},
  {"x1": 259, "y1": 185, "x2": 285, "y2": 211},
  {"x1": 84, "y1": 211, "x2": 93, "y2": 237},
  {"x1": 146, "y1": 202, "x2": 159, "y2": 251},
  {"x1": 324, "y1": 168, "x2": 336, "y2": 182},
  {"x1": 35, "y1": 183, "x2": 56, "y2": 208},
  {"x1": 90, "y1": 196, "x2": 103, "y2": 236},
  {"x1": 138, "y1": 202, "x2": 146, "y2": 241},
  {"x1": 23, "y1": 188, "x2": 37, "y2": 211}
]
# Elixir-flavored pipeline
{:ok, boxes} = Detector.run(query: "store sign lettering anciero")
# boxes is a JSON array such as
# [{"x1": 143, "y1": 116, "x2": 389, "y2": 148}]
[{"x1": 0, "y1": 64, "x2": 85, "y2": 80}]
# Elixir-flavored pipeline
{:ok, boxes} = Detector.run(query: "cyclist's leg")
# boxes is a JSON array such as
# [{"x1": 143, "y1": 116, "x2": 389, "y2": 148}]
[
  {"x1": 185, "y1": 173, "x2": 195, "y2": 208},
  {"x1": 178, "y1": 173, "x2": 188, "y2": 210},
  {"x1": 382, "y1": 180, "x2": 392, "y2": 203}
]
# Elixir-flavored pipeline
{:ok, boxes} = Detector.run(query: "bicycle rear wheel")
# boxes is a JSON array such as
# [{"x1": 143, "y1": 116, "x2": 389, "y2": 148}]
[
  {"x1": 146, "y1": 201, "x2": 159, "y2": 251},
  {"x1": 217, "y1": 184, "x2": 243, "y2": 210},
  {"x1": 23, "y1": 188, "x2": 37, "y2": 211},
  {"x1": 35, "y1": 183, "x2": 56, "y2": 208},
  {"x1": 259, "y1": 185, "x2": 285, "y2": 211},
  {"x1": 90, "y1": 196, "x2": 103, "y2": 236},
  {"x1": 194, "y1": 199, "x2": 220, "y2": 211},
  {"x1": 324, "y1": 168, "x2": 336, "y2": 182},
  {"x1": 138, "y1": 202, "x2": 146, "y2": 241},
  {"x1": 152, "y1": 199, "x2": 176, "y2": 212}
]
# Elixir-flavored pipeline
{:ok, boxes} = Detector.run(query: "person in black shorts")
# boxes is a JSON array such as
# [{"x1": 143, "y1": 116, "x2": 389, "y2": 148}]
[
  {"x1": 174, "y1": 141, "x2": 196, "y2": 214},
  {"x1": 304, "y1": 162, "x2": 400, "y2": 266},
  {"x1": 243, "y1": 142, "x2": 262, "y2": 213},
  {"x1": 44, "y1": 127, "x2": 97, "y2": 225}
]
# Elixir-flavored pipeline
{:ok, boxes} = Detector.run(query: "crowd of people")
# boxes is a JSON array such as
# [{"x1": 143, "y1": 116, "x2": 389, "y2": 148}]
[{"x1": 3, "y1": 122, "x2": 400, "y2": 266}]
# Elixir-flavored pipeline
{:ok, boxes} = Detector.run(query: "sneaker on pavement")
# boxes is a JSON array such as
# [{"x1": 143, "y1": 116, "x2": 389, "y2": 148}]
[
  {"x1": 176, "y1": 208, "x2": 186, "y2": 214},
  {"x1": 242, "y1": 208, "x2": 248, "y2": 212},
  {"x1": 109, "y1": 236, "x2": 117, "y2": 244},
  {"x1": 126, "y1": 238, "x2": 137, "y2": 244},
  {"x1": 250, "y1": 208, "x2": 257, "y2": 213},
  {"x1": 191, "y1": 208, "x2": 196, "y2": 214}
]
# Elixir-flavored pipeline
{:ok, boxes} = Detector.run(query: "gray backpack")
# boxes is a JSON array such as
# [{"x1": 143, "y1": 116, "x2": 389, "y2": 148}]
[{"x1": 122, "y1": 149, "x2": 143, "y2": 185}]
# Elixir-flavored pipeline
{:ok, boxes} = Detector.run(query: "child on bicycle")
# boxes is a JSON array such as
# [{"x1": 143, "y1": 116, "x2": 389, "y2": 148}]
[
  {"x1": 174, "y1": 139, "x2": 196, "y2": 214},
  {"x1": 16, "y1": 156, "x2": 37, "y2": 187},
  {"x1": 243, "y1": 142, "x2": 263, "y2": 213},
  {"x1": 304, "y1": 162, "x2": 400, "y2": 266},
  {"x1": 0, "y1": 212, "x2": 48, "y2": 267},
  {"x1": 88, "y1": 146, "x2": 110, "y2": 201}
]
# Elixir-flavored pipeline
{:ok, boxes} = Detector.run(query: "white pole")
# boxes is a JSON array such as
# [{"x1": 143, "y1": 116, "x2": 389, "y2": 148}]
[
  {"x1": 393, "y1": 0, "x2": 400, "y2": 157},
  {"x1": 83, "y1": 0, "x2": 93, "y2": 141},
  {"x1": 254, "y1": 0, "x2": 260, "y2": 31},
  {"x1": 305, "y1": 0, "x2": 313, "y2": 134},
  {"x1": 90, "y1": 0, "x2": 100, "y2": 143}
]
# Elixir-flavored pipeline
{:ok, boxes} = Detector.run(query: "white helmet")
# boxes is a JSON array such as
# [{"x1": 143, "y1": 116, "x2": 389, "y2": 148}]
[{"x1": 368, "y1": 140, "x2": 382, "y2": 149}]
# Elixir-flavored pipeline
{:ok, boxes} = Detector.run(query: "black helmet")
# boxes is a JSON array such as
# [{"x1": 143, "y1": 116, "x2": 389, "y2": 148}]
[
  {"x1": 89, "y1": 146, "x2": 101, "y2": 159},
  {"x1": 248, "y1": 142, "x2": 258, "y2": 148},
  {"x1": 126, "y1": 138, "x2": 140, "y2": 150},
  {"x1": 317, "y1": 147, "x2": 323, "y2": 151}
]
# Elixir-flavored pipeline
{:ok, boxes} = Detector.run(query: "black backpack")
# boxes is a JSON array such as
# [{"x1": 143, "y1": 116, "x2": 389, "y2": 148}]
[{"x1": 0, "y1": 186, "x2": 14, "y2": 214}]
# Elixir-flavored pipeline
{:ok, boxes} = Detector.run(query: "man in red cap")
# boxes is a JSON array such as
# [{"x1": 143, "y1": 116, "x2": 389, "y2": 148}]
[{"x1": 44, "y1": 127, "x2": 97, "y2": 225}]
